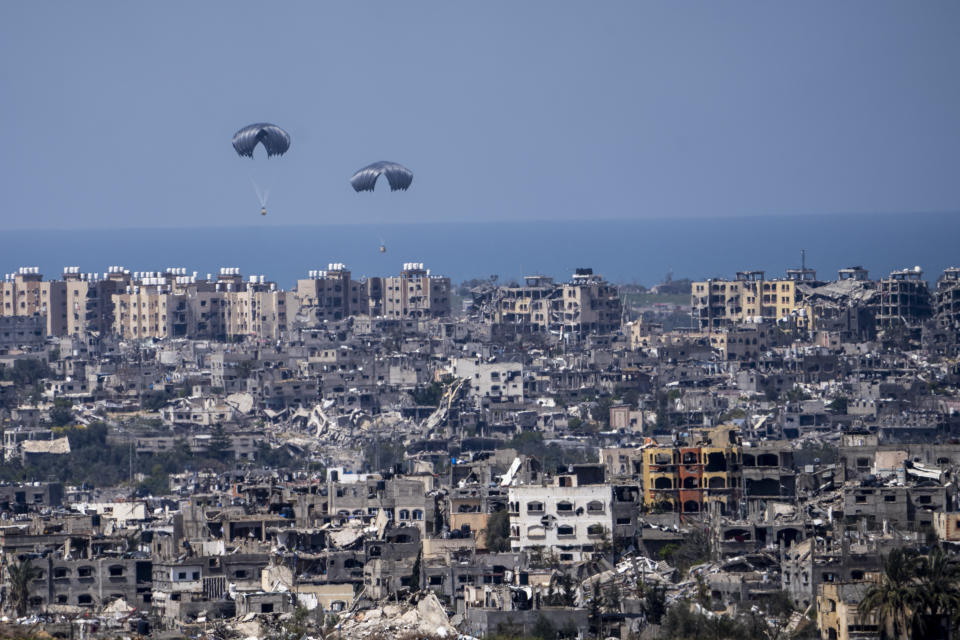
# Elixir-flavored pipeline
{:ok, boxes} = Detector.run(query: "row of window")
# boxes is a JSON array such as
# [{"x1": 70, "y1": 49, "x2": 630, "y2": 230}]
[
  {"x1": 334, "y1": 508, "x2": 424, "y2": 520},
  {"x1": 40, "y1": 565, "x2": 126, "y2": 578},
  {"x1": 519, "y1": 523, "x2": 606, "y2": 538},
  {"x1": 520, "y1": 500, "x2": 605, "y2": 514}
]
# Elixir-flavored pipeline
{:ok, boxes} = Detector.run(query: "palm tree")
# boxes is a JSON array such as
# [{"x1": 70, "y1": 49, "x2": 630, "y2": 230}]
[
  {"x1": 913, "y1": 546, "x2": 960, "y2": 637},
  {"x1": 858, "y1": 548, "x2": 921, "y2": 639},
  {"x1": 6, "y1": 557, "x2": 42, "y2": 617}
]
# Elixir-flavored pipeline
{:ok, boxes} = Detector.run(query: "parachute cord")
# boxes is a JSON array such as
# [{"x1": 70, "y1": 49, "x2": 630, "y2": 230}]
[{"x1": 250, "y1": 178, "x2": 266, "y2": 208}]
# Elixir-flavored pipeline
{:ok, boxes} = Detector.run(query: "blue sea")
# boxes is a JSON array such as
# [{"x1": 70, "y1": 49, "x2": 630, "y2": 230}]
[{"x1": 2, "y1": 213, "x2": 958, "y2": 288}]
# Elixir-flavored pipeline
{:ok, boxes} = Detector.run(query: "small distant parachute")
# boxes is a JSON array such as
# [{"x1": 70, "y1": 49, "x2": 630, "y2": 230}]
[
  {"x1": 351, "y1": 161, "x2": 413, "y2": 192},
  {"x1": 232, "y1": 123, "x2": 291, "y2": 158}
]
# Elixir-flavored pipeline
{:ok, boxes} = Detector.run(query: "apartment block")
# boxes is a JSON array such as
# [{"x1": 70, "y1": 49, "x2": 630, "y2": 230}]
[
  {"x1": 691, "y1": 270, "x2": 800, "y2": 330},
  {"x1": 641, "y1": 425, "x2": 743, "y2": 515},
  {"x1": 877, "y1": 267, "x2": 932, "y2": 328},
  {"x1": 383, "y1": 263, "x2": 451, "y2": 320}
]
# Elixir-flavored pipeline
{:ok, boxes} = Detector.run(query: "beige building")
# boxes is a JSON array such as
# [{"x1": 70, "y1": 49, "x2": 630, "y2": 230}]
[
  {"x1": 383, "y1": 263, "x2": 451, "y2": 320},
  {"x1": 226, "y1": 288, "x2": 296, "y2": 340},
  {"x1": 689, "y1": 323, "x2": 775, "y2": 361},
  {"x1": 112, "y1": 279, "x2": 183, "y2": 339},
  {"x1": 817, "y1": 581, "x2": 879, "y2": 640},
  {"x1": 935, "y1": 267, "x2": 960, "y2": 328},
  {"x1": 599, "y1": 446, "x2": 644, "y2": 477},
  {"x1": 692, "y1": 271, "x2": 800, "y2": 330},
  {"x1": 3, "y1": 266, "x2": 131, "y2": 337},
  {"x1": 2, "y1": 267, "x2": 45, "y2": 318},
  {"x1": 495, "y1": 275, "x2": 557, "y2": 331},
  {"x1": 112, "y1": 268, "x2": 296, "y2": 341},
  {"x1": 559, "y1": 269, "x2": 621, "y2": 335},
  {"x1": 627, "y1": 319, "x2": 664, "y2": 349},
  {"x1": 933, "y1": 511, "x2": 960, "y2": 543},
  {"x1": 494, "y1": 270, "x2": 621, "y2": 336},
  {"x1": 1, "y1": 267, "x2": 67, "y2": 336},
  {"x1": 296, "y1": 264, "x2": 369, "y2": 322},
  {"x1": 877, "y1": 267, "x2": 933, "y2": 328},
  {"x1": 62, "y1": 266, "x2": 131, "y2": 335},
  {"x1": 8, "y1": 261, "x2": 455, "y2": 340}
]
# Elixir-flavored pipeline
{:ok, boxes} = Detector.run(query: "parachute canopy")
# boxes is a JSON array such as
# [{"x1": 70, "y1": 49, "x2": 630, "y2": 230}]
[
  {"x1": 350, "y1": 161, "x2": 413, "y2": 192},
  {"x1": 232, "y1": 123, "x2": 291, "y2": 158}
]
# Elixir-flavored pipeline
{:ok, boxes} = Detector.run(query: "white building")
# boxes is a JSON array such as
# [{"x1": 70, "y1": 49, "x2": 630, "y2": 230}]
[
  {"x1": 450, "y1": 358, "x2": 523, "y2": 404},
  {"x1": 507, "y1": 482, "x2": 613, "y2": 563}
]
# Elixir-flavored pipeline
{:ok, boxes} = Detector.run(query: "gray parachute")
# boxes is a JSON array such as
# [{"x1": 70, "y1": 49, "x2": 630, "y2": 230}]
[
  {"x1": 350, "y1": 161, "x2": 413, "y2": 192},
  {"x1": 232, "y1": 123, "x2": 291, "y2": 158}
]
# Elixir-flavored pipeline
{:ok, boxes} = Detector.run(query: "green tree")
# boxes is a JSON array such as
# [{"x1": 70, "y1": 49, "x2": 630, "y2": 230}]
[
  {"x1": 485, "y1": 510, "x2": 511, "y2": 552},
  {"x1": 263, "y1": 606, "x2": 313, "y2": 640},
  {"x1": 548, "y1": 573, "x2": 577, "y2": 607},
  {"x1": 694, "y1": 573, "x2": 710, "y2": 609},
  {"x1": 827, "y1": 396, "x2": 848, "y2": 415},
  {"x1": 411, "y1": 381, "x2": 445, "y2": 407},
  {"x1": 588, "y1": 581, "x2": 603, "y2": 639},
  {"x1": 408, "y1": 550, "x2": 422, "y2": 590},
  {"x1": 659, "y1": 543, "x2": 680, "y2": 563},
  {"x1": 604, "y1": 581, "x2": 622, "y2": 613},
  {"x1": 638, "y1": 582, "x2": 666, "y2": 625},
  {"x1": 858, "y1": 548, "x2": 922, "y2": 640},
  {"x1": 662, "y1": 600, "x2": 746, "y2": 640},
  {"x1": 206, "y1": 424, "x2": 234, "y2": 462},
  {"x1": 914, "y1": 546, "x2": 960, "y2": 637},
  {"x1": 1, "y1": 358, "x2": 53, "y2": 386},
  {"x1": 7, "y1": 558, "x2": 42, "y2": 616},
  {"x1": 49, "y1": 398, "x2": 74, "y2": 426}
]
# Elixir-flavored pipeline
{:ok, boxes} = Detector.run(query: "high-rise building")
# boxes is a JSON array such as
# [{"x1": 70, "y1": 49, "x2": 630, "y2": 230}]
[
  {"x1": 691, "y1": 270, "x2": 800, "y2": 330},
  {"x1": 296, "y1": 264, "x2": 368, "y2": 322},
  {"x1": 877, "y1": 267, "x2": 933, "y2": 328},
  {"x1": 383, "y1": 263, "x2": 451, "y2": 320}
]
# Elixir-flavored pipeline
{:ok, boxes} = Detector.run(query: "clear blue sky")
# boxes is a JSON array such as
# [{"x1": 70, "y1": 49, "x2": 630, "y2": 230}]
[{"x1": 2, "y1": 1, "x2": 958, "y2": 229}]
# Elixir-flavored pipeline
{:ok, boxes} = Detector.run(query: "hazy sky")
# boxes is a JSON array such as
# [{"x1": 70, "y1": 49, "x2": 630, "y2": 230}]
[{"x1": 2, "y1": 2, "x2": 958, "y2": 229}]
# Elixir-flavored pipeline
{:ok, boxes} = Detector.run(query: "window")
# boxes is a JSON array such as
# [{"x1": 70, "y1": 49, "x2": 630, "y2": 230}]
[
  {"x1": 526, "y1": 501, "x2": 544, "y2": 514},
  {"x1": 556, "y1": 501, "x2": 574, "y2": 513},
  {"x1": 557, "y1": 525, "x2": 575, "y2": 537}
]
